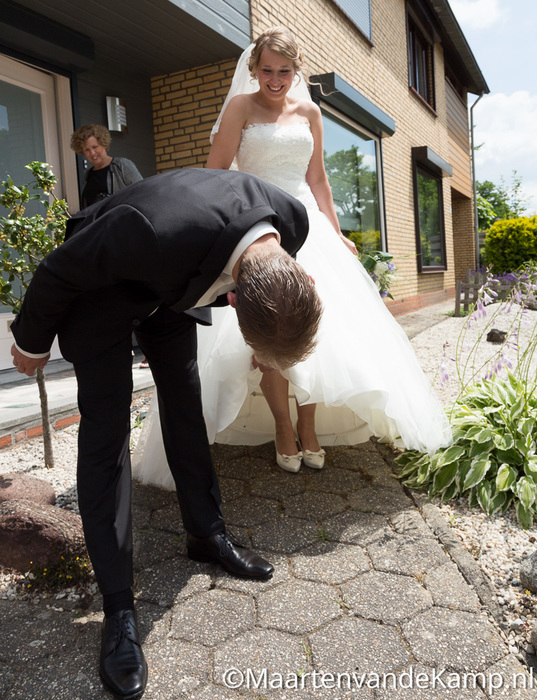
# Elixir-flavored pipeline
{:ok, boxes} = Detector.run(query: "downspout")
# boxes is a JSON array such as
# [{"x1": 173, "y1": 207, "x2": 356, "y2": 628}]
[{"x1": 470, "y1": 93, "x2": 484, "y2": 269}]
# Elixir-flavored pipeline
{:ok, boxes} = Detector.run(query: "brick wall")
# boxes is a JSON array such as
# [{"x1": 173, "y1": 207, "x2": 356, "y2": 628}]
[
  {"x1": 452, "y1": 190, "x2": 477, "y2": 281},
  {"x1": 150, "y1": 0, "x2": 473, "y2": 302}
]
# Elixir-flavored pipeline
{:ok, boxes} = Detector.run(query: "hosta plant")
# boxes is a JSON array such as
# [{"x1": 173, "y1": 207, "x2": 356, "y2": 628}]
[
  {"x1": 396, "y1": 371, "x2": 537, "y2": 528},
  {"x1": 397, "y1": 264, "x2": 537, "y2": 529}
]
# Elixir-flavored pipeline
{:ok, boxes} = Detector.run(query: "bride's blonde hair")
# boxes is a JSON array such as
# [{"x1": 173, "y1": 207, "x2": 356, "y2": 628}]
[{"x1": 247, "y1": 26, "x2": 304, "y2": 78}]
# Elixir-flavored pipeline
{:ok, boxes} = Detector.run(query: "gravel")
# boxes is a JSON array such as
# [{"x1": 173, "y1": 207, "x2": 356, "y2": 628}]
[{"x1": 1, "y1": 305, "x2": 537, "y2": 663}]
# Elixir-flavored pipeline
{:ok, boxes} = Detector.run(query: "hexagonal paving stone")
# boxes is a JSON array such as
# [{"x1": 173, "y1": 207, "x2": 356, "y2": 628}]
[
  {"x1": 134, "y1": 556, "x2": 212, "y2": 607},
  {"x1": 305, "y1": 467, "x2": 365, "y2": 494},
  {"x1": 348, "y1": 486, "x2": 413, "y2": 515},
  {"x1": 324, "y1": 510, "x2": 388, "y2": 545},
  {"x1": 310, "y1": 617, "x2": 411, "y2": 676},
  {"x1": 191, "y1": 686, "x2": 242, "y2": 700},
  {"x1": 282, "y1": 491, "x2": 347, "y2": 521},
  {"x1": 374, "y1": 664, "x2": 488, "y2": 699},
  {"x1": 389, "y1": 509, "x2": 436, "y2": 539},
  {"x1": 132, "y1": 528, "x2": 182, "y2": 570},
  {"x1": 251, "y1": 516, "x2": 320, "y2": 553},
  {"x1": 0, "y1": 600, "x2": 93, "y2": 664},
  {"x1": 341, "y1": 571, "x2": 433, "y2": 623},
  {"x1": 149, "y1": 501, "x2": 184, "y2": 534},
  {"x1": 214, "y1": 551, "x2": 291, "y2": 593},
  {"x1": 142, "y1": 639, "x2": 210, "y2": 698},
  {"x1": 169, "y1": 589, "x2": 254, "y2": 646},
  {"x1": 219, "y1": 476, "x2": 246, "y2": 502},
  {"x1": 213, "y1": 454, "x2": 267, "y2": 481},
  {"x1": 132, "y1": 481, "x2": 175, "y2": 510},
  {"x1": 366, "y1": 529, "x2": 448, "y2": 576},
  {"x1": 481, "y1": 653, "x2": 536, "y2": 699},
  {"x1": 291, "y1": 541, "x2": 370, "y2": 584},
  {"x1": 222, "y1": 495, "x2": 280, "y2": 528},
  {"x1": 356, "y1": 455, "x2": 402, "y2": 489},
  {"x1": 424, "y1": 561, "x2": 481, "y2": 612},
  {"x1": 250, "y1": 469, "x2": 307, "y2": 499},
  {"x1": 213, "y1": 629, "x2": 311, "y2": 689},
  {"x1": 257, "y1": 580, "x2": 341, "y2": 634},
  {"x1": 402, "y1": 608, "x2": 506, "y2": 672}
]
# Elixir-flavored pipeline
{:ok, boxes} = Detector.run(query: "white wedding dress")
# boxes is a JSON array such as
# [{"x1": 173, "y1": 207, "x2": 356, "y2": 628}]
[{"x1": 132, "y1": 122, "x2": 451, "y2": 490}]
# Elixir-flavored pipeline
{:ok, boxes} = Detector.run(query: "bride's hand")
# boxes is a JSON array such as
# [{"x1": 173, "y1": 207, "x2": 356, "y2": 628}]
[{"x1": 338, "y1": 233, "x2": 358, "y2": 256}]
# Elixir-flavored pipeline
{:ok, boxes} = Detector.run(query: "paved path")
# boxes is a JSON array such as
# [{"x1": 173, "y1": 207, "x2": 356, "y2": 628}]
[{"x1": 2, "y1": 300, "x2": 536, "y2": 698}]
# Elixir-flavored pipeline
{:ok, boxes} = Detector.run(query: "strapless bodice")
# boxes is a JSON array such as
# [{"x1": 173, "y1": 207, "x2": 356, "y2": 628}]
[{"x1": 236, "y1": 122, "x2": 317, "y2": 209}]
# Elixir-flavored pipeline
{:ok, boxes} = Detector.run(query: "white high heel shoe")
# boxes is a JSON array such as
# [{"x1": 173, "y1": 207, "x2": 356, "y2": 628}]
[
  {"x1": 296, "y1": 423, "x2": 325, "y2": 469},
  {"x1": 276, "y1": 449, "x2": 303, "y2": 473},
  {"x1": 300, "y1": 446, "x2": 326, "y2": 470}
]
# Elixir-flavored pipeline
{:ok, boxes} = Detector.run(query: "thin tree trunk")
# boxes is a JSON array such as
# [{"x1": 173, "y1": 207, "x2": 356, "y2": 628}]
[{"x1": 36, "y1": 366, "x2": 54, "y2": 468}]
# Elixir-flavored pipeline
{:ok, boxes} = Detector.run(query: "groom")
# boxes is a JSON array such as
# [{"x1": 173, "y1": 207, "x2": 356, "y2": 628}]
[{"x1": 10, "y1": 168, "x2": 321, "y2": 700}]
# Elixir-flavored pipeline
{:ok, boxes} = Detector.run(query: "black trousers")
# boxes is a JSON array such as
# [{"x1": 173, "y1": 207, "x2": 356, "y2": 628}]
[{"x1": 74, "y1": 308, "x2": 223, "y2": 596}]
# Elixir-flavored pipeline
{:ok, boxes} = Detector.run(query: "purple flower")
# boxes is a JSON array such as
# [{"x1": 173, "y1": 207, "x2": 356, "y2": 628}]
[{"x1": 439, "y1": 359, "x2": 450, "y2": 384}]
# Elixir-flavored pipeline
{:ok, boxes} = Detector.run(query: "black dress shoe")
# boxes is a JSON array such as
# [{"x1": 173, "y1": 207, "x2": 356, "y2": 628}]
[
  {"x1": 186, "y1": 531, "x2": 274, "y2": 579},
  {"x1": 99, "y1": 609, "x2": 148, "y2": 700}
]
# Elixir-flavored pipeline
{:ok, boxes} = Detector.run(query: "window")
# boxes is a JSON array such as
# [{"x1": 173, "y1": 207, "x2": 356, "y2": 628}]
[
  {"x1": 407, "y1": 16, "x2": 435, "y2": 108},
  {"x1": 322, "y1": 110, "x2": 384, "y2": 255},
  {"x1": 332, "y1": 0, "x2": 372, "y2": 39},
  {"x1": 413, "y1": 165, "x2": 446, "y2": 271}
]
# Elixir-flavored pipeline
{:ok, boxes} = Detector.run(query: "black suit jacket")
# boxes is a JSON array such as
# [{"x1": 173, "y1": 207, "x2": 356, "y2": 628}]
[{"x1": 11, "y1": 168, "x2": 309, "y2": 363}]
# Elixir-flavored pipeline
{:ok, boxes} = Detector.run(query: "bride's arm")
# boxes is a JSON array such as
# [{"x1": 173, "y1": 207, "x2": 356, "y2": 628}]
[
  {"x1": 305, "y1": 105, "x2": 357, "y2": 255},
  {"x1": 206, "y1": 95, "x2": 248, "y2": 169}
]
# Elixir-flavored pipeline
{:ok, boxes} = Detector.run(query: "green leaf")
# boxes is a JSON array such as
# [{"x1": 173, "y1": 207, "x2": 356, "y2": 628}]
[
  {"x1": 477, "y1": 479, "x2": 492, "y2": 513},
  {"x1": 496, "y1": 464, "x2": 518, "y2": 492},
  {"x1": 441, "y1": 481, "x2": 459, "y2": 502},
  {"x1": 515, "y1": 501, "x2": 534, "y2": 529},
  {"x1": 433, "y1": 445, "x2": 466, "y2": 468},
  {"x1": 516, "y1": 476, "x2": 536, "y2": 511},
  {"x1": 455, "y1": 459, "x2": 473, "y2": 491},
  {"x1": 489, "y1": 491, "x2": 507, "y2": 515},
  {"x1": 509, "y1": 395, "x2": 526, "y2": 421},
  {"x1": 463, "y1": 456, "x2": 491, "y2": 491},
  {"x1": 468, "y1": 488, "x2": 479, "y2": 509},
  {"x1": 524, "y1": 457, "x2": 537, "y2": 483},
  {"x1": 432, "y1": 461, "x2": 459, "y2": 493},
  {"x1": 497, "y1": 448, "x2": 524, "y2": 466}
]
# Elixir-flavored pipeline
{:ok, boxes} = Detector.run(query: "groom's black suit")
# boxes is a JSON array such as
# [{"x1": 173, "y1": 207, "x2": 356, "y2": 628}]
[{"x1": 11, "y1": 168, "x2": 309, "y2": 594}]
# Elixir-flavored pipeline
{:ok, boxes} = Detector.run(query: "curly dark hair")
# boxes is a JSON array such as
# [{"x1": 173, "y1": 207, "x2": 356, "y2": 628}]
[{"x1": 70, "y1": 124, "x2": 112, "y2": 154}]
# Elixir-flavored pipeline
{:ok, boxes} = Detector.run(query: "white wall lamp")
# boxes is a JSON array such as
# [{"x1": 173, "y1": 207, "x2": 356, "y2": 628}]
[{"x1": 106, "y1": 96, "x2": 128, "y2": 133}]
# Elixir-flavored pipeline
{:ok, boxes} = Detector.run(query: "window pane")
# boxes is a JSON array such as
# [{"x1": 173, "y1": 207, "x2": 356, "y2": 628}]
[
  {"x1": 322, "y1": 113, "x2": 381, "y2": 255},
  {"x1": 417, "y1": 167, "x2": 444, "y2": 267},
  {"x1": 0, "y1": 80, "x2": 46, "y2": 310}
]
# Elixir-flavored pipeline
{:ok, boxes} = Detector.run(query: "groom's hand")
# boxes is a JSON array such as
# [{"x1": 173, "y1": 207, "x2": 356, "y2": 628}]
[{"x1": 11, "y1": 344, "x2": 50, "y2": 376}]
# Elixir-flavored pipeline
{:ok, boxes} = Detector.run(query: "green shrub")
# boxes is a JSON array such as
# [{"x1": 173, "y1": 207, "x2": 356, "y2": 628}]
[{"x1": 483, "y1": 216, "x2": 537, "y2": 273}]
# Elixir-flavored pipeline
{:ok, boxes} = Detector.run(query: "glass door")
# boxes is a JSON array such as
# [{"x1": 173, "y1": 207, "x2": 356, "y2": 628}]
[{"x1": 0, "y1": 55, "x2": 68, "y2": 369}]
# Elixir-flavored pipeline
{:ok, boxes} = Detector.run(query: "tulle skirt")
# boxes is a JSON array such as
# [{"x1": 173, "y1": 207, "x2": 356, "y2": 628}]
[{"x1": 132, "y1": 207, "x2": 451, "y2": 490}]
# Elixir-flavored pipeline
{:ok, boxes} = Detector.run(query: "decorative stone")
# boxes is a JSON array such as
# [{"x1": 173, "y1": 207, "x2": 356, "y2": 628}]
[
  {"x1": 519, "y1": 550, "x2": 537, "y2": 592},
  {"x1": 531, "y1": 620, "x2": 537, "y2": 649},
  {"x1": 486, "y1": 328, "x2": 507, "y2": 344},
  {"x1": 0, "y1": 473, "x2": 56, "y2": 506},
  {"x1": 0, "y1": 499, "x2": 85, "y2": 572}
]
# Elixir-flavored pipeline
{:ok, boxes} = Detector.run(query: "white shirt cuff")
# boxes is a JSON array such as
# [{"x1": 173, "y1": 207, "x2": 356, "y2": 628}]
[{"x1": 15, "y1": 343, "x2": 50, "y2": 359}]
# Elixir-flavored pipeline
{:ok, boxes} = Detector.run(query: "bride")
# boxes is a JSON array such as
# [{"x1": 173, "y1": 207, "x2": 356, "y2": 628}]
[{"x1": 133, "y1": 26, "x2": 451, "y2": 488}]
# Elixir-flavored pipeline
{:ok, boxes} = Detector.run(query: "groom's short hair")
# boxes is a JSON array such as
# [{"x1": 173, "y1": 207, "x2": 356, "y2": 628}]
[{"x1": 235, "y1": 249, "x2": 322, "y2": 370}]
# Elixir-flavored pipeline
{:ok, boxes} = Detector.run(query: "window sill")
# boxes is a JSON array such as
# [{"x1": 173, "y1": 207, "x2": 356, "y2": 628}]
[
  {"x1": 409, "y1": 87, "x2": 438, "y2": 117},
  {"x1": 419, "y1": 267, "x2": 446, "y2": 274}
]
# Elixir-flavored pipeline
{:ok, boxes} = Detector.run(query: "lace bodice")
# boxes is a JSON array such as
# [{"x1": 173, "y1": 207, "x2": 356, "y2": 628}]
[{"x1": 236, "y1": 122, "x2": 318, "y2": 210}]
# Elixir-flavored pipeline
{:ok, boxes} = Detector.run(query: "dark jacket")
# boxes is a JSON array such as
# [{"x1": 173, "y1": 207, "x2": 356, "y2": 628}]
[
  {"x1": 81, "y1": 156, "x2": 143, "y2": 208},
  {"x1": 11, "y1": 168, "x2": 309, "y2": 363}
]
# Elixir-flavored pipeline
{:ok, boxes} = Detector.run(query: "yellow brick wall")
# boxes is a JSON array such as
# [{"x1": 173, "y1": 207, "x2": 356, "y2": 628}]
[{"x1": 151, "y1": 0, "x2": 475, "y2": 301}]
